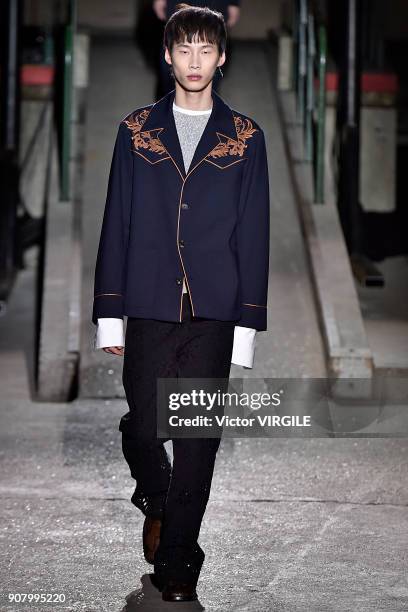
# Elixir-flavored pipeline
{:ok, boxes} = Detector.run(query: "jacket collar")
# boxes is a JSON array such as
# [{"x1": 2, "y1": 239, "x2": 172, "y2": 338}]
[{"x1": 140, "y1": 88, "x2": 239, "y2": 179}]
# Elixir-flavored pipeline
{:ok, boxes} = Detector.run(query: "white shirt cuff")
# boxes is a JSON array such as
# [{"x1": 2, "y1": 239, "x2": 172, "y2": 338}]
[
  {"x1": 95, "y1": 318, "x2": 124, "y2": 349},
  {"x1": 94, "y1": 319, "x2": 256, "y2": 367},
  {"x1": 231, "y1": 326, "x2": 257, "y2": 368}
]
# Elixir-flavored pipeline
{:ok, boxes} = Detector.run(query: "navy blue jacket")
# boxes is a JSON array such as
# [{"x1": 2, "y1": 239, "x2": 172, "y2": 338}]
[{"x1": 92, "y1": 88, "x2": 270, "y2": 330}]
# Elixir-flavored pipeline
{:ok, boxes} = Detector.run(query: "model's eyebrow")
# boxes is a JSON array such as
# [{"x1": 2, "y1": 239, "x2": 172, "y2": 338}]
[{"x1": 175, "y1": 43, "x2": 214, "y2": 48}]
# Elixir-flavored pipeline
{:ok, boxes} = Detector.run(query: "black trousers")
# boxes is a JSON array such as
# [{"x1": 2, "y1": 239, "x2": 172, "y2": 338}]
[{"x1": 119, "y1": 293, "x2": 235, "y2": 585}]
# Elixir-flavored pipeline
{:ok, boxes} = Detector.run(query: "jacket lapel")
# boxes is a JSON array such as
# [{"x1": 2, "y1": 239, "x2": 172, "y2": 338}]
[
  {"x1": 140, "y1": 88, "x2": 239, "y2": 179},
  {"x1": 149, "y1": 91, "x2": 187, "y2": 179},
  {"x1": 186, "y1": 97, "x2": 224, "y2": 174}
]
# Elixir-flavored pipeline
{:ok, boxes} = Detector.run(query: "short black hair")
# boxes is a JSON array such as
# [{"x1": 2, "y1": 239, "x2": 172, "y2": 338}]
[{"x1": 164, "y1": 3, "x2": 227, "y2": 56}]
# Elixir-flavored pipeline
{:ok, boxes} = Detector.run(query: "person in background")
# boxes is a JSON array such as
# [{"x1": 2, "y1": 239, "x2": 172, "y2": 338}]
[{"x1": 153, "y1": 0, "x2": 241, "y2": 97}]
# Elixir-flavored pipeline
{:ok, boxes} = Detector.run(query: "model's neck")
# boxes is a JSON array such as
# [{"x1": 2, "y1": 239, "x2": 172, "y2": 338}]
[{"x1": 174, "y1": 83, "x2": 213, "y2": 112}]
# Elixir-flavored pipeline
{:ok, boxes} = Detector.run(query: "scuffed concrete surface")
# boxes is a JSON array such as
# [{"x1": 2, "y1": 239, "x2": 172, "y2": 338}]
[{"x1": 1, "y1": 398, "x2": 408, "y2": 611}]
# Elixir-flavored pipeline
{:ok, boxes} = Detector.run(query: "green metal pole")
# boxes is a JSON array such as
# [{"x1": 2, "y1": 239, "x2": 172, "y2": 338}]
[
  {"x1": 316, "y1": 25, "x2": 327, "y2": 203},
  {"x1": 305, "y1": 12, "x2": 315, "y2": 163},
  {"x1": 291, "y1": 0, "x2": 298, "y2": 92},
  {"x1": 297, "y1": 0, "x2": 307, "y2": 127},
  {"x1": 61, "y1": 0, "x2": 76, "y2": 201}
]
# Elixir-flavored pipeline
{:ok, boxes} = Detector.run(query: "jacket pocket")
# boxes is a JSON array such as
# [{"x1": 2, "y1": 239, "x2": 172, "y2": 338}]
[{"x1": 203, "y1": 157, "x2": 247, "y2": 170}]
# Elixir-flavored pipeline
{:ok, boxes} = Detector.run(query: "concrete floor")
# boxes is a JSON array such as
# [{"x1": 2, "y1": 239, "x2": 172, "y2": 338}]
[
  {"x1": 1, "y1": 37, "x2": 408, "y2": 611},
  {"x1": 1, "y1": 395, "x2": 408, "y2": 611}
]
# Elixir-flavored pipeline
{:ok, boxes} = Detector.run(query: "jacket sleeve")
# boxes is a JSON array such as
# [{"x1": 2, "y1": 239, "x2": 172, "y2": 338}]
[
  {"x1": 235, "y1": 128, "x2": 270, "y2": 331},
  {"x1": 91, "y1": 121, "x2": 133, "y2": 325}
]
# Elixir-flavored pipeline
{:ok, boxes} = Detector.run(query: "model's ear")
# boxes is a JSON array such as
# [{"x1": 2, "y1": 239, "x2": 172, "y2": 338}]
[
  {"x1": 218, "y1": 50, "x2": 226, "y2": 68},
  {"x1": 164, "y1": 46, "x2": 172, "y2": 66}
]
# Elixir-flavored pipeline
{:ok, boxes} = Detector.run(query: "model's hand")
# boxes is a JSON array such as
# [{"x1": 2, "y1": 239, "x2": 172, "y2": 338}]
[
  {"x1": 103, "y1": 346, "x2": 124, "y2": 356},
  {"x1": 227, "y1": 5, "x2": 240, "y2": 28},
  {"x1": 153, "y1": 0, "x2": 167, "y2": 20}
]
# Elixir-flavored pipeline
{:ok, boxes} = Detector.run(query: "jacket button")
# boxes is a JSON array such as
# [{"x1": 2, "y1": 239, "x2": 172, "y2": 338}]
[
  {"x1": 175, "y1": 278, "x2": 183, "y2": 285},
  {"x1": 179, "y1": 239, "x2": 185, "y2": 248},
  {"x1": 181, "y1": 202, "x2": 189, "y2": 209}
]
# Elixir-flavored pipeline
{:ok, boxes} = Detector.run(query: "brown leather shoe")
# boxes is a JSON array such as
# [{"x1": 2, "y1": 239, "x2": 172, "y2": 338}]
[
  {"x1": 161, "y1": 580, "x2": 198, "y2": 602},
  {"x1": 142, "y1": 516, "x2": 161, "y2": 565}
]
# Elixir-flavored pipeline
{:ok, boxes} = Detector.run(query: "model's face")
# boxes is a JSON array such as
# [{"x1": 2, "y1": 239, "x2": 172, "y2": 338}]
[{"x1": 165, "y1": 35, "x2": 225, "y2": 92}]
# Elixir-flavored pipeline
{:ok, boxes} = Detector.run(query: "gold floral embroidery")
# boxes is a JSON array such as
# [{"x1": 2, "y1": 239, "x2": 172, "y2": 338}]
[
  {"x1": 123, "y1": 109, "x2": 167, "y2": 155},
  {"x1": 123, "y1": 109, "x2": 258, "y2": 161},
  {"x1": 207, "y1": 116, "x2": 258, "y2": 159}
]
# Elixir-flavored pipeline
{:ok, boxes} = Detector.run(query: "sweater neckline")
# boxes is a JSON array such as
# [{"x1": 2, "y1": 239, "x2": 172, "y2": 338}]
[{"x1": 172, "y1": 101, "x2": 212, "y2": 115}]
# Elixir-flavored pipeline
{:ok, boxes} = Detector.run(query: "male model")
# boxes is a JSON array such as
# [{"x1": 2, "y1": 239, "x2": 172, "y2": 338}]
[
  {"x1": 153, "y1": 0, "x2": 241, "y2": 96},
  {"x1": 92, "y1": 4, "x2": 270, "y2": 602}
]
